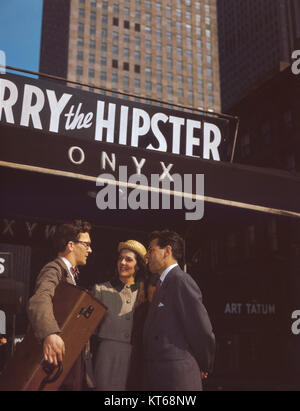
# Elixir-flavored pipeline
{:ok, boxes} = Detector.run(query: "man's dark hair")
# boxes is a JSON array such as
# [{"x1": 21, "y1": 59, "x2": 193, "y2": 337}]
[
  {"x1": 53, "y1": 220, "x2": 92, "y2": 253},
  {"x1": 148, "y1": 229, "x2": 184, "y2": 263}
]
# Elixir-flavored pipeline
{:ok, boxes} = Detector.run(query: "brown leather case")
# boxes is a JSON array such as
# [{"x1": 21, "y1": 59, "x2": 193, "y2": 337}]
[{"x1": 0, "y1": 282, "x2": 106, "y2": 391}]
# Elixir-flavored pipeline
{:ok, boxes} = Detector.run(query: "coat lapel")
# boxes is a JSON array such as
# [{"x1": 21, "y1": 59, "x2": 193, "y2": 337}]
[{"x1": 54, "y1": 257, "x2": 75, "y2": 285}]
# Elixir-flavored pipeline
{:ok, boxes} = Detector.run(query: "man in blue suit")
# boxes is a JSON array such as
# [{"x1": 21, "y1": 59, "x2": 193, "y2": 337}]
[{"x1": 143, "y1": 230, "x2": 215, "y2": 391}]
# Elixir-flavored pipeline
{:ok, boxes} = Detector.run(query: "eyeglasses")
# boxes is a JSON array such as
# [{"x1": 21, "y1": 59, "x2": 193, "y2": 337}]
[{"x1": 74, "y1": 240, "x2": 92, "y2": 250}]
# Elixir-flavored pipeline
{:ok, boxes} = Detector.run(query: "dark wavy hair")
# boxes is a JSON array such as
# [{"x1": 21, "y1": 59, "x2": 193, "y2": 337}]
[
  {"x1": 114, "y1": 249, "x2": 148, "y2": 283},
  {"x1": 53, "y1": 220, "x2": 92, "y2": 253},
  {"x1": 148, "y1": 229, "x2": 184, "y2": 263}
]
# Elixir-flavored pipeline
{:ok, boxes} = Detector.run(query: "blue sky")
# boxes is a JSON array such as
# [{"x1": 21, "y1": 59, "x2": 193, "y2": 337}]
[{"x1": 0, "y1": 0, "x2": 43, "y2": 75}]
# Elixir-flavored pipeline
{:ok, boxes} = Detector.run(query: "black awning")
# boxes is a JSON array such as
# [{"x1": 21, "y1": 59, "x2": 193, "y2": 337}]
[{"x1": 1, "y1": 122, "x2": 300, "y2": 233}]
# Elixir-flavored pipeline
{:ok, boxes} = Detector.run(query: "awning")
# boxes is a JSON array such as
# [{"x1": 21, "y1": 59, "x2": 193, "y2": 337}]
[{"x1": 1, "y1": 122, "x2": 299, "y2": 234}]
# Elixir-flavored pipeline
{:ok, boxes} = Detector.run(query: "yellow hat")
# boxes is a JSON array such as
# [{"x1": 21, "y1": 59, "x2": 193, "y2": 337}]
[{"x1": 118, "y1": 240, "x2": 147, "y2": 261}]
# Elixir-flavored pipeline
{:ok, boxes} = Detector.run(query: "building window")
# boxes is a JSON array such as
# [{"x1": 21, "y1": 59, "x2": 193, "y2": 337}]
[
  {"x1": 123, "y1": 76, "x2": 129, "y2": 87},
  {"x1": 134, "y1": 78, "x2": 140, "y2": 88},
  {"x1": 167, "y1": 86, "x2": 173, "y2": 95},
  {"x1": 156, "y1": 2, "x2": 162, "y2": 12},
  {"x1": 112, "y1": 73, "x2": 118, "y2": 83},
  {"x1": 100, "y1": 71, "x2": 107, "y2": 81},
  {"x1": 187, "y1": 50, "x2": 192, "y2": 59},
  {"x1": 146, "y1": 81, "x2": 152, "y2": 91},
  {"x1": 156, "y1": 42, "x2": 162, "y2": 52},
  {"x1": 124, "y1": 48, "x2": 130, "y2": 57},
  {"x1": 89, "y1": 53, "x2": 95, "y2": 64},
  {"x1": 156, "y1": 56, "x2": 162, "y2": 65},
  {"x1": 113, "y1": 3, "x2": 119, "y2": 13},
  {"x1": 145, "y1": 67, "x2": 152, "y2": 76},
  {"x1": 100, "y1": 56, "x2": 107, "y2": 66},
  {"x1": 207, "y1": 81, "x2": 213, "y2": 91},
  {"x1": 134, "y1": 50, "x2": 141, "y2": 60},
  {"x1": 167, "y1": 72, "x2": 173, "y2": 82},
  {"x1": 124, "y1": 7, "x2": 130, "y2": 16},
  {"x1": 78, "y1": 22, "x2": 84, "y2": 33},
  {"x1": 91, "y1": 11, "x2": 96, "y2": 21},
  {"x1": 77, "y1": 51, "x2": 83, "y2": 61},
  {"x1": 166, "y1": 45, "x2": 172, "y2": 54},
  {"x1": 208, "y1": 94, "x2": 214, "y2": 105},
  {"x1": 112, "y1": 59, "x2": 118, "y2": 69},
  {"x1": 88, "y1": 68, "x2": 95, "y2": 78},
  {"x1": 124, "y1": 20, "x2": 130, "y2": 29},
  {"x1": 79, "y1": 8, "x2": 85, "y2": 18},
  {"x1": 123, "y1": 62, "x2": 129, "y2": 71},
  {"x1": 76, "y1": 66, "x2": 83, "y2": 76},
  {"x1": 101, "y1": 28, "x2": 107, "y2": 38},
  {"x1": 156, "y1": 69, "x2": 162, "y2": 80},
  {"x1": 134, "y1": 64, "x2": 141, "y2": 73},
  {"x1": 124, "y1": 34, "x2": 130, "y2": 43},
  {"x1": 101, "y1": 42, "x2": 107, "y2": 52},
  {"x1": 157, "y1": 83, "x2": 162, "y2": 93},
  {"x1": 112, "y1": 45, "x2": 118, "y2": 55},
  {"x1": 90, "y1": 39, "x2": 95, "y2": 49},
  {"x1": 166, "y1": 31, "x2": 172, "y2": 41},
  {"x1": 112, "y1": 31, "x2": 118, "y2": 41},
  {"x1": 113, "y1": 17, "x2": 119, "y2": 26},
  {"x1": 146, "y1": 39, "x2": 151, "y2": 48},
  {"x1": 77, "y1": 36, "x2": 84, "y2": 47},
  {"x1": 187, "y1": 63, "x2": 193, "y2": 74},
  {"x1": 135, "y1": 23, "x2": 141, "y2": 32},
  {"x1": 90, "y1": 25, "x2": 96, "y2": 35}
]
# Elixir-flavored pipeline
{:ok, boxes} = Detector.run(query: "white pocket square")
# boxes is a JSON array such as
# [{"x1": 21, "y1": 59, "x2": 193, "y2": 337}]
[{"x1": 158, "y1": 302, "x2": 164, "y2": 307}]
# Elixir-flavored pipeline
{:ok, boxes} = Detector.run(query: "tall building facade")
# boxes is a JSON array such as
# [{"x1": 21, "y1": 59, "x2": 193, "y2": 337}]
[
  {"x1": 40, "y1": 0, "x2": 221, "y2": 112},
  {"x1": 217, "y1": 0, "x2": 300, "y2": 112}
]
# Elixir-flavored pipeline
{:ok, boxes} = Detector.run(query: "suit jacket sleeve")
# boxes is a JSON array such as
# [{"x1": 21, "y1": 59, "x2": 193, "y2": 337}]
[
  {"x1": 175, "y1": 274, "x2": 215, "y2": 373},
  {"x1": 27, "y1": 261, "x2": 63, "y2": 342}
]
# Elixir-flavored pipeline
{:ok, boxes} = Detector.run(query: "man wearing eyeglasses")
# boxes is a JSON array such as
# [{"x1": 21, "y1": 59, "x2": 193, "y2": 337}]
[{"x1": 27, "y1": 220, "x2": 92, "y2": 390}]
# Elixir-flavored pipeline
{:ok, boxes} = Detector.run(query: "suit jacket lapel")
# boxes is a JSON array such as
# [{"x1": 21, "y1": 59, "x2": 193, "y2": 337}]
[{"x1": 54, "y1": 257, "x2": 75, "y2": 285}]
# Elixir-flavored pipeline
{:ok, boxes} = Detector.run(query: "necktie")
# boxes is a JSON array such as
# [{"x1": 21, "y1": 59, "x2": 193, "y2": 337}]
[
  {"x1": 155, "y1": 278, "x2": 161, "y2": 294},
  {"x1": 71, "y1": 266, "x2": 80, "y2": 280}
]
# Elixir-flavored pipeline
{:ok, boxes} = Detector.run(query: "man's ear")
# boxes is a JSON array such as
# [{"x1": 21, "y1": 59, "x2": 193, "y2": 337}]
[
  {"x1": 66, "y1": 241, "x2": 74, "y2": 252},
  {"x1": 165, "y1": 245, "x2": 172, "y2": 258}
]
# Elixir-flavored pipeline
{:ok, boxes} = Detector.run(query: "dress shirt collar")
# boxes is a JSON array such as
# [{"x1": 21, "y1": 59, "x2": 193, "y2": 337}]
[
  {"x1": 160, "y1": 263, "x2": 178, "y2": 284},
  {"x1": 59, "y1": 256, "x2": 76, "y2": 285},
  {"x1": 110, "y1": 276, "x2": 139, "y2": 292}
]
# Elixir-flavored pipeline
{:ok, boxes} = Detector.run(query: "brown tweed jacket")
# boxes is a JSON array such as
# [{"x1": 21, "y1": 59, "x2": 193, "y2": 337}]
[{"x1": 27, "y1": 258, "x2": 74, "y2": 342}]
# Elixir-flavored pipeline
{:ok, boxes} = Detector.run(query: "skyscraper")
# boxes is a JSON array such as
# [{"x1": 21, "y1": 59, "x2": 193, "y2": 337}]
[
  {"x1": 217, "y1": 0, "x2": 300, "y2": 112},
  {"x1": 39, "y1": 0, "x2": 221, "y2": 112}
]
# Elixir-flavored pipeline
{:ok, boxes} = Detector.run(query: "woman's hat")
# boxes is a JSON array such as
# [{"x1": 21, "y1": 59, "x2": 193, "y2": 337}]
[{"x1": 118, "y1": 240, "x2": 147, "y2": 261}]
